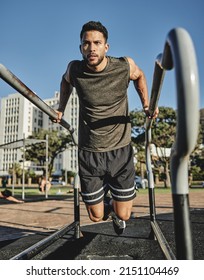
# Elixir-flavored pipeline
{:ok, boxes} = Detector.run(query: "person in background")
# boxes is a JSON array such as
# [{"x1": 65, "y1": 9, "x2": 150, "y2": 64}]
[
  {"x1": 0, "y1": 189, "x2": 24, "y2": 203},
  {"x1": 38, "y1": 176, "x2": 51, "y2": 193},
  {"x1": 2, "y1": 177, "x2": 7, "y2": 189}
]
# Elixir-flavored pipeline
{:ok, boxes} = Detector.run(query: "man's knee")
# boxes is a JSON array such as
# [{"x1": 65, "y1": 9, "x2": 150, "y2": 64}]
[
  {"x1": 86, "y1": 202, "x2": 104, "y2": 222},
  {"x1": 115, "y1": 210, "x2": 131, "y2": 221},
  {"x1": 113, "y1": 200, "x2": 133, "y2": 221}
]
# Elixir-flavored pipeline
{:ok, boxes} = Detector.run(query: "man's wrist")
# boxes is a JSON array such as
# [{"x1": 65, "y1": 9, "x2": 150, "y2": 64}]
[{"x1": 143, "y1": 105, "x2": 149, "y2": 111}]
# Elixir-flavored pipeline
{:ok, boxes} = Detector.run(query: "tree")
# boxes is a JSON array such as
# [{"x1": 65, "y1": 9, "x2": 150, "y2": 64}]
[
  {"x1": 130, "y1": 109, "x2": 146, "y2": 176},
  {"x1": 25, "y1": 129, "x2": 73, "y2": 177},
  {"x1": 151, "y1": 107, "x2": 176, "y2": 187},
  {"x1": 130, "y1": 107, "x2": 177, "y2": 187},
  {"x1": 8, "y1": 163, "x2": 22, "y2": 184}
]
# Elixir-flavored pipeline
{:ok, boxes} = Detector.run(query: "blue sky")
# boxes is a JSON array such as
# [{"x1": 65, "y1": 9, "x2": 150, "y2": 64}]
[{"x1": 0, "y1": 0, "x2": 203, "y2": 111}]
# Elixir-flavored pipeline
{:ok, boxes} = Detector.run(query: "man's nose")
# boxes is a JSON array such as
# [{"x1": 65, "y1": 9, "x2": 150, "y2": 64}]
[{"x1": 89, "y1": 42, "x2": 95, "y2": 51}]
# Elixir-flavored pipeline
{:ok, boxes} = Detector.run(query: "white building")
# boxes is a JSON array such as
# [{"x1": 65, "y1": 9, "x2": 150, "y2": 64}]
[
  {"x1": 0, "y1": 90, "x2": 79, "y2": 177},
  {"x1": 43, "y1": 90, "x2": 79, "y2": 175},
  {"x1": 0, "y1": 93, "x2": 42, "y2": 175}
]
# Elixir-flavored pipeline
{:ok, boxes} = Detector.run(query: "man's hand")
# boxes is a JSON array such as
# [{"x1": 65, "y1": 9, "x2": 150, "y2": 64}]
[
  {"x1": 51, "y1": 110, "x2": 63, "y2": 123},
  {"x1": 144, "y1": 106, "x2": 159, "y2": 119}
]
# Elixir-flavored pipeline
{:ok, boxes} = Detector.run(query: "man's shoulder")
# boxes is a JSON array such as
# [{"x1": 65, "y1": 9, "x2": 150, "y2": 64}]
[
  {"x1": 68, "y1": 60, "x2": 84, "y2": 72},
  {"x1": 108, "y1": 56, "x2": 129, "y2": 65}
]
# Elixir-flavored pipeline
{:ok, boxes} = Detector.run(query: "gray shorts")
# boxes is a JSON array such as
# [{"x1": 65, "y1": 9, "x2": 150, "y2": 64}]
[{"x1": 78, "y1": 144, "x2": 136, "y2": 205}]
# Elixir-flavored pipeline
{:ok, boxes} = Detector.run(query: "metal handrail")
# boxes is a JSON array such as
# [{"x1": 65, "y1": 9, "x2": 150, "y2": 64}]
[
  {"x1": 0, "y1": 64, "x2": 78, "y2": 146},
  {"x1": 146, "y1": 28, "x2": 199, "y2": 259},
  {"x1": 0, "y1": 63, "x2": 80, "y2": 259}
]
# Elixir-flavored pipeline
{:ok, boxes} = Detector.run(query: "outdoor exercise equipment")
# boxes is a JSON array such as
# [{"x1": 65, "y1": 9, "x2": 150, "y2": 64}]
[{"x1": 0, "y1": 27, "x2": 199, "y2": 260}]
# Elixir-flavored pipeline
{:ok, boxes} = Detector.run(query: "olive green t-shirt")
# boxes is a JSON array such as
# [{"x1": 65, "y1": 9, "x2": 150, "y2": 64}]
[{"x1": 67, "y1": 56, "x2": 131, "y2": 152}]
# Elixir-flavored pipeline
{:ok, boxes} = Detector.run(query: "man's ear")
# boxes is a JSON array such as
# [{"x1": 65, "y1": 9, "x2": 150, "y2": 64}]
[
  {"x1": 105, "y1": 43, "x2": 109, "y2": 53},
  {"x1": 79, "y1": 45, "x2": 82, "y2": 53}
]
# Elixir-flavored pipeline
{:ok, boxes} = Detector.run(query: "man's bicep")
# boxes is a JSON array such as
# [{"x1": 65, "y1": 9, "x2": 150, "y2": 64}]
[
  {"x1": 127, "y1": 57, "x2": 142, "y2": 81},
  {"x1": 60, "y1": 75, "x2": 73, "y2": 93}
]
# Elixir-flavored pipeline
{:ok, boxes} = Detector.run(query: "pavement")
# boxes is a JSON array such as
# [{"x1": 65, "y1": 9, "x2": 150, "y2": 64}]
[{"x1": 0, "y1": 187, "x2": 203, "y2": 259}]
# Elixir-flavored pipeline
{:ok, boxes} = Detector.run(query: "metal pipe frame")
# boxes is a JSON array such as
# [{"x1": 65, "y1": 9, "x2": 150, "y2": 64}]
[
  {"x1": 146, "y1": 28, "x2": 199, "y2": 259},
  {"x1": 10, "y1": 222, "x2": 77, "y2": 260},
  {"x1": 10, "y1": 173, "x2": 81, "y2": 260},
  {"x1": 0, "y1": 63, "x2": 81, "y2": 259},
  {"x1": 1, "y1": 28, "x2": 199, "y2": 260},
  {"x1": 0, "y1": 64, "x2": 78, "y2": 146}
]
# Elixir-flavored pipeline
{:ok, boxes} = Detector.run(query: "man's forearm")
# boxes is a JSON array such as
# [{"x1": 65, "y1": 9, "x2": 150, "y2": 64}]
[
  {"x1": 58, "y1": 76, "x2": 73, "y2": 113},
  {"x1": 133, "y1": 77, "x2": 149, "y2": 109}
]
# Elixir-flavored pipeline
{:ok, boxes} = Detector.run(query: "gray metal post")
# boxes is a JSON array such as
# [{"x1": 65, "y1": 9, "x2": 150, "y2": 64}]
[
  {"x1": 163, "y1": 28, "x2": 200, "y2": 259},
  {"x1": 146, "y1": 28, "x2": 199, "y2": 259},
  {"x1": 146, "y1": 55, "x2": 166, "y2": 227},
  {"x1": 74, "y1": 173, "x2": 80, "y2": 239},
  {"x1": 22, "y1": 134, "x2": 25, "y2": 200},
  {"x1": 45, "y1": 134, "x2": 49, "y2": 199}
]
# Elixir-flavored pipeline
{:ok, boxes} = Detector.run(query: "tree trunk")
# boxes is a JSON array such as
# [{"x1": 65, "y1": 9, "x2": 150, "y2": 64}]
[{"x1": 164, "y1": 161, "x2": 171, "y2": 188}]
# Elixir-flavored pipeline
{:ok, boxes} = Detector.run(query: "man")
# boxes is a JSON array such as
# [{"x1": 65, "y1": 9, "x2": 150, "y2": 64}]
[{"x1": 54, "y1": 21, "x2": 158, "y2": 234}]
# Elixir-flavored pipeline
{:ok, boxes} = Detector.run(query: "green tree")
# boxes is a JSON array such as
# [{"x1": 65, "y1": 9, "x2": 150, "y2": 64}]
[
  {"x1": 25, "y1": 129, "x2": 73, "y2": 177},
  {"x1": 8, "y1": 163, "x2": 22, "y2": 184},
  {"x1": 130, "y1": 107, "x2": 177, "y2": 187},
  {"x1": 130, "y1": 109, "x2": 146, "y2": 176}
]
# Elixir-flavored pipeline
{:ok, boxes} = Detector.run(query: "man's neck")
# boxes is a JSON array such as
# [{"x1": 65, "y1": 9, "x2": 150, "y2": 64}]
[{"x1": 87, "y1": 56, "x2": 108, "y2": 72}]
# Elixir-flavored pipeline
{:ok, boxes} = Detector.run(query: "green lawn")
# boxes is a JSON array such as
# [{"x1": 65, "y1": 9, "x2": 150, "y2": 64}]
[
  {"x1": 4, "y1": 185, "x2": 202, "y2": 198},
  {"x1": 5, "y1": 185, "x2": 73, "y2": 197}
]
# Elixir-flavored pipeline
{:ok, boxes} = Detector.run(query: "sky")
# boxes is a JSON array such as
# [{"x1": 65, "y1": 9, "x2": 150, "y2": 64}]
[{"x1": 0, "y1": 0, "x2": 203, "y2": 111}]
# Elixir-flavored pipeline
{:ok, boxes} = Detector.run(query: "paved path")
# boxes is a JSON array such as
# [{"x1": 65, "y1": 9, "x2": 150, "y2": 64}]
[{"x1": 0, "y1": 188, "x2": 203, "y2": 242}]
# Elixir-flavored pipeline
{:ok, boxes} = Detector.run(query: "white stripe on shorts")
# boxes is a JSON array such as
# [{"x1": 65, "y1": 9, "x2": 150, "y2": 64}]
[
  {"x1": 83, "y1": 193, "x2": 104, "y2": 204},
  {"x1": 81, "y1": 186, "x2": 103, "y2": 197},
  {"x1": 109, "y1": 184, "x2": 135, "y2": 193}
]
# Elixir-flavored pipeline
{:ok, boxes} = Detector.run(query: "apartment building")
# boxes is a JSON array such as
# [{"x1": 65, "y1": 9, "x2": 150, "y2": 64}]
[
  {"x1": 43, "y1": 90, "x2": 79, "y2": 175},
  {"x1": 0, "y1": 90, "x2": 79, "y2": 177}
]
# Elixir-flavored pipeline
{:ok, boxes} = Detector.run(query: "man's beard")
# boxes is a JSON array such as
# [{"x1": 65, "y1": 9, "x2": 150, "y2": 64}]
[{"x1": 83, "y1": 55, "x2": 104, "y2": 67}]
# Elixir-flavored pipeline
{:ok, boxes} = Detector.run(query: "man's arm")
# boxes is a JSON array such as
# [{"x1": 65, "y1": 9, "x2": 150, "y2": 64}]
[
  {"x1": 55, "y1": 63, "x2": 73, "y2": 123},
  {"x1": 127, "y1": 57, "x2": 158, "y2": 118},
  {"x1": 58, "y1": 75, "x2": 73, "y2": 113}
]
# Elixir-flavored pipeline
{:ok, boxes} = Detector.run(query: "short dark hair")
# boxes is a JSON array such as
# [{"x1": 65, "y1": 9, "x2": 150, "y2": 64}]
[
  {"x1": 80, "y1": 21, "x2": 108, "y2": 42},
  {"x1": 2, "y1": 189, "x2": 12, "y2": 197}
]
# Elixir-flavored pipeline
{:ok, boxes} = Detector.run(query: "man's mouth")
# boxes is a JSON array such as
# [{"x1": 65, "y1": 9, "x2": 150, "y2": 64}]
[{"x1": 88, "y1": 54, "x2": 98, "y2": 60}]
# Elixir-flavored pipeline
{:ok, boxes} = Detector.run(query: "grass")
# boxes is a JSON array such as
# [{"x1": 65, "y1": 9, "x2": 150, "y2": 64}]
[
  {"x1": 4, "y1": 184, "x2": 203, "y2": 198},
  {"x1": 5, "y1": 185, "x2": 73, "y2": 197}
]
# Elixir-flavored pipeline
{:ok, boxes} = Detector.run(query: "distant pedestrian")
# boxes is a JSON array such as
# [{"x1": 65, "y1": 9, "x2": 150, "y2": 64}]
[
  {"x1": 38, "y1": 176, "x2": 51, "y2": 193},
  {"x1": 2, "y1": 177, "x2": 7, "y2": 188}
]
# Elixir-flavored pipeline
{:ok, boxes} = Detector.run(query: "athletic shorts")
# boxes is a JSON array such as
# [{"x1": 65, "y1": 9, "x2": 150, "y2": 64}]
[{"x1": 78, "y1": 144, "x2": 136, "y2": 205}]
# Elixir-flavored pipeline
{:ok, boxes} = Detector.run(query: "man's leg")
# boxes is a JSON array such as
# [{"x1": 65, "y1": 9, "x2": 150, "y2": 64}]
[
  {"x1": 86, "y1": 201, "x2": 104, "y2": 222},
  {"x1": 113, "y1": 199, "x2": 133, "y2": 221}
]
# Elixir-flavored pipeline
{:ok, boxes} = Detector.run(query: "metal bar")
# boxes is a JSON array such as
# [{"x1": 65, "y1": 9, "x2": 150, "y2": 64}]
[
  {"x1": 74, "y1": 174, "x2": 80, "y2": 239},
  {"x1": 164, "y1": 28, "x2": 199, "y2": 259},
  {"x1": 151, "y1": 221, "x2": 176, "y2": 260},
  {"x1": 45, "y1": 134, "x2": 49, "y2": 199},
  {"x1": 0, "y1": 63, "x2": 78, "y2": 145},
  {"x1": 145, "y1": 55, "x2": 166, "y2": 232},
  {"x1": 0, "y1": 63, "x2": 81, "y2": 258},
  {"x1": 10, "y1": 222, "x2": 76, "y2": 260},
  {"x1": 146, "y1": 28, "x2": 199, "y2": 259}
]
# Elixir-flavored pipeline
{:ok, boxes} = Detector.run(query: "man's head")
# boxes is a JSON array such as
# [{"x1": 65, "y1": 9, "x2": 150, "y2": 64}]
[
  {"x1": 80, "y1": 21, "x2": 109, "y2": 70},
  {"x1": 80, "y1": 21, "x2": 108, "y2": 42}
]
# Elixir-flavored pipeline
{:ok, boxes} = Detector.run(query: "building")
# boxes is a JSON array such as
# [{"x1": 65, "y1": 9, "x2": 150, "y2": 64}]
[
  {"x1": 0, "y1": 90, "x2": 79, "y2": 177},
  {"x1": 0, "y1": 93, "x2": 42, "y2": 176},
  {"x1": 43, "y1": 90, "x2": 79, "y2": 175}
]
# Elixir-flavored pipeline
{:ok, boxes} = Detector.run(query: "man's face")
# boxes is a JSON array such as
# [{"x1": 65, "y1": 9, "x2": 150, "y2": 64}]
[{"x1": 80, "y1": 30, "x2": 109, "y2": 68}]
